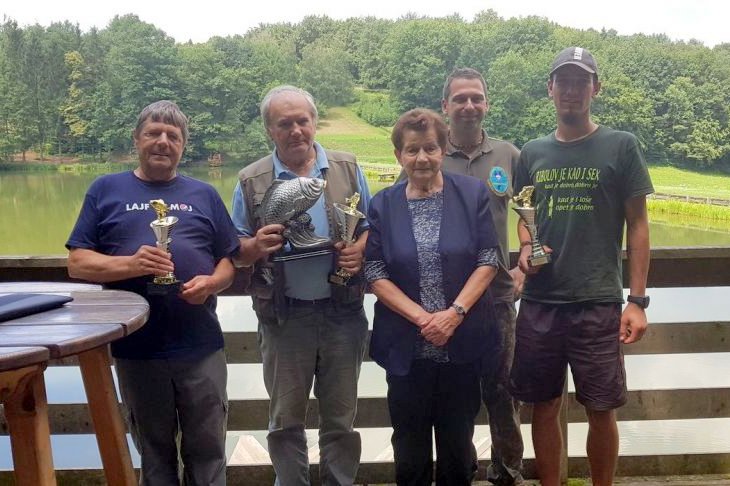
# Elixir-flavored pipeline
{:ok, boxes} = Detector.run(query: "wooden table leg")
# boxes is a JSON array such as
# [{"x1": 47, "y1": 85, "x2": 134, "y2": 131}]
[
  {"x1": 1, "y1": 365, "x2": 57, "y2": 486},
  {"x1": 78, "y1": 346, "x2": 136, "y2": 486}
]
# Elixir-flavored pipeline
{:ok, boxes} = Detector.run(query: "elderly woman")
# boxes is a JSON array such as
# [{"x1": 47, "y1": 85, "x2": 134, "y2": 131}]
[{"x1": 365, "y1": 108, "x2": 499, "y2": 485}]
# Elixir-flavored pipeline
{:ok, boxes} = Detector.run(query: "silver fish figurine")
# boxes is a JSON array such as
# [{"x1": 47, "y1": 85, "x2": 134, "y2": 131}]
[{"x1": 258, "y1": 177, "x2": 330, "y2": 249}]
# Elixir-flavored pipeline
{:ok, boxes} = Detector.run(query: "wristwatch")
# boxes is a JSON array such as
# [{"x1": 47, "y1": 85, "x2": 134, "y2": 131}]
[
  {"x1": 627, "y1": 295, "x2": 650, "y2": 309},
  {"x1": 450, "y1": 303, "x2": 467, "y2": 317}
]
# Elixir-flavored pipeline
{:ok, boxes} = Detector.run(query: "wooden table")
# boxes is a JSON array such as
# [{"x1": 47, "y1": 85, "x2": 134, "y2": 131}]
[{"x1": 0, "y1": 282, "x2": 149, "y2": 486}]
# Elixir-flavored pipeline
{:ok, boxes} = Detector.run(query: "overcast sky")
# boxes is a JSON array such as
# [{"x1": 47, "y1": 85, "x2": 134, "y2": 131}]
[{"x1": 2, "y1": 0, "x2": 728, "y2": 47}]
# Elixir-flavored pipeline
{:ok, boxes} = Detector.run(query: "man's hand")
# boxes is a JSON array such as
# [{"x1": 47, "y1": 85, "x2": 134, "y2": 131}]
[
  {"x1": 421, "y1": 308, "x2": 462, "y2": 347},
  {"x1": 180, "y1": 275, "x2": 216, "y2": 305},
  {"x1": 131, "y1": 245, "x2": 174, "y2": 277},
  {"x1": 335, "y1": 241, "x2": 364, "y2": 274},
  {"x1": 509, "y1": 266, "x2": 526, "y2": 300},
  {"x1": 254, "y1": 224, "x2": 285, "y2": 257},
  {"x1": 235, "y1": 224, "x2": 285, "y2": 268},
  {"x1": 620, "y1": 303, "x2": 648, "y2": 344},
  {"x1": 517, "y1": 244, "x2": 552, "y2": 275}
]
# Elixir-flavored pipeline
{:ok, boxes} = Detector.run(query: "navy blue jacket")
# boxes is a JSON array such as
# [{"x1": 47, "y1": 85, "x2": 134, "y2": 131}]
[{"x1": 366, "y1": 171, "x2": 499, "y2": 376}]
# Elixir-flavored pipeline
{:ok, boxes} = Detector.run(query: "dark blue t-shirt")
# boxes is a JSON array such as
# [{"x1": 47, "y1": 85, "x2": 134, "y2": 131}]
[{"x1": 66, "y1": 171, "x2": 240, "y2": 359}]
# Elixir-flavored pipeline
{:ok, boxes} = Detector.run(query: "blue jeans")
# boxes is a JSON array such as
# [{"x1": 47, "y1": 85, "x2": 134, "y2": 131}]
[{"x1": 258, "y1": 300, "x2": 368, "y2": 486}]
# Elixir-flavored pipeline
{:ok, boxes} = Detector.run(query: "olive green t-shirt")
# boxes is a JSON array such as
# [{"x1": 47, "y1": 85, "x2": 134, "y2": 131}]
[{"x1": 514, "y1": 126, "x2": 654, "y2": 304}]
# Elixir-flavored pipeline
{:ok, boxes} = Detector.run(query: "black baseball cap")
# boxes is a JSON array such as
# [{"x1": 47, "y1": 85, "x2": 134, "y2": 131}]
[{"x1": 550, "y1": 47, "x2": 598, "y2": 76}]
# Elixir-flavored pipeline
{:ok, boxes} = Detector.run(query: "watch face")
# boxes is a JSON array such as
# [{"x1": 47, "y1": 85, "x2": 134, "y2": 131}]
[{"x1": 451, "y1": 304, "x2": 466, "y2": 315}]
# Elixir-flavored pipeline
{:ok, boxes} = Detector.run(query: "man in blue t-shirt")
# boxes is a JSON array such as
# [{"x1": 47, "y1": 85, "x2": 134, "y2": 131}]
[{"x1": 66, "y1": 100, "x2": 240, "y2": 486}]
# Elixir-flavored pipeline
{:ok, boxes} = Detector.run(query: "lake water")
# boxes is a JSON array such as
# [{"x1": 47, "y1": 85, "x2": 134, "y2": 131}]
[
  {"x1": 2, "y1": 166, "x2": 730, "y2": 255},
  {"x1": 1, "y1": 166, "x2": 729, "y2": 471}
]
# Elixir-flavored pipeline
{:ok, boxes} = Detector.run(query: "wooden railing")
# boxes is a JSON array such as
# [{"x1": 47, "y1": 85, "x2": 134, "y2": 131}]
[{"x1": 1, "y1": 247, "x2": 729, "y2": 484}]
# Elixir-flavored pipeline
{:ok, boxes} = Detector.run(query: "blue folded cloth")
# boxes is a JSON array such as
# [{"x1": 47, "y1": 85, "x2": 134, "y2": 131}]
[{"x1": 0, "y1": 293, "x2": 74, "y2": 322}]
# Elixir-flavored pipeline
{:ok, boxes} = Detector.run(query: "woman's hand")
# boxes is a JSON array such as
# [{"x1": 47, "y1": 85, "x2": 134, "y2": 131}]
[
  {"x1": 420, "y1": 308, "x2": 462, "y2": 346},
  {"x1": 412, "y1": 310, "x2": 433, "y2": 329}
]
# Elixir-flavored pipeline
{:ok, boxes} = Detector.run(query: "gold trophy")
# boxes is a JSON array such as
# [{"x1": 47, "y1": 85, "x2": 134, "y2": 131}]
[
  {"x1": 512, "y1": 186, "x2": 551, "y2": 268},
  {"x1": 148, "y1": 199, "x2": 181, "y2": 295},
  {"x1": 328, "y1": 193, "x2": 366, "y2": 286}
]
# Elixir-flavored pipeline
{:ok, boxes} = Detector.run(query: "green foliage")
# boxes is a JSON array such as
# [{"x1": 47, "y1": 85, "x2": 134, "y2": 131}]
[
  {"x1": 0, "y1": 13, "x2": 728, "y2": 170},
  {"x1": 56, "y1": 161, "x2": 136, "y2": 172},
  {"x1": 298, "y1": 41, "x2": 354, "y2": 107},
  {"x1": 352, "y1": 90, "x2": 399, "y2": 127},
  {"x1": 227, "y1": 118, "x2": 271, "y2": 166},
  {"x1": 485, "y1": 50, "x2": 555, "y2": 146},
  {"x1": 648, "y1": 198, "x2": 730, "y2": 222},
  {"x1": 340, "y1": 17, "x2": 394, "y2": 89},
  {"x1": 386, "y1": 18, "x2": 464, "y2": 110},
  {"x1": 593, "y1": 71, "x2": 654, "y2": 149}
]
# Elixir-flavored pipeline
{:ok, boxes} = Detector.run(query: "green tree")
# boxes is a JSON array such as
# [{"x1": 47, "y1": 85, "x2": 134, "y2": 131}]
[
  {"x1": 95, "y1": 15, "x2": 180, "y2": 154},
  {"x1": 298, "y1": 41, "x2": 354, "y2": 107},
  {"x1": 593, "y1": 71, "x2": 654, "y2": 152},
  {"x1": 386, "y1": 18, "x2": 465, "y2": 110},
  {"x1": 671, "y1": 118, "x2": 729, "y2": 167},
  {"x1": 61, "y1": 51, "x2": 92, "y2": 153},
  {"x1": 339, "y1": 17, "x2": 394, "y2": 89},
  {"x1": 485, "y1": 50, "x2": 554, "y2": 146}
]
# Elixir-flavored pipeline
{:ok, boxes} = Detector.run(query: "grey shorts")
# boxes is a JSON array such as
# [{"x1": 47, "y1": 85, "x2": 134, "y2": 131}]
[{"x1": 509, "y1": 300, "x2": 627, "y2": 411}]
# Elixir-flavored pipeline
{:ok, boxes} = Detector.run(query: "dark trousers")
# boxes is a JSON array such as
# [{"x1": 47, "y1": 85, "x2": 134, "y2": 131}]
[{"x1": 387, "y1": 359, "x2": 482, "y2": 486}]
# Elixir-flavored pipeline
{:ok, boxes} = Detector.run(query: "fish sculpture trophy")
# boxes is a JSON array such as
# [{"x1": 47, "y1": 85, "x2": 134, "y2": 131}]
[
  {"x1": 258, "y1": 177, "x2": 332, "y2": 262},
  {"x1": 328, "y1": 193, "x2": 366, "y2": 286},
  {"x1": 512, "y1": 186, "x2": 551, "y2": 268},
  {"x1": 148, "y1": 199, "x2": 182, "y2": 295}
]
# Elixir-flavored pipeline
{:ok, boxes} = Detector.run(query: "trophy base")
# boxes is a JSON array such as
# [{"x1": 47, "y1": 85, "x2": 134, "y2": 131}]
[
  {"x1": 328, "y1": 272, "x2": 354, "y2": 287},
  {"x1": 272, "y1": 246, "x2": 333, "y2": 262},
  {"x1": 528, "y1": 253, "x2": 552, "y2": 267},
  {"x1": 147, "y1": 280, "x2": 182, "y2": 296}
]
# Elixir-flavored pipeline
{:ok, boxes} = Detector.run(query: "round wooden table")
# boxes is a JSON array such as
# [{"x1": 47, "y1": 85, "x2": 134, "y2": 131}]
[{"x1": 0, "y1": 282, "x2": 149, "y2": 486}]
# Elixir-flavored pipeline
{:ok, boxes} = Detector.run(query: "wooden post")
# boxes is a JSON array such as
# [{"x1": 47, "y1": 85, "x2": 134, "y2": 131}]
[
  {"x1": 1, "y1": 365, "x2": 56, "y2": 486},
  {"x1": 78, "y1": 345, "x2": 136, "y2": 486}
]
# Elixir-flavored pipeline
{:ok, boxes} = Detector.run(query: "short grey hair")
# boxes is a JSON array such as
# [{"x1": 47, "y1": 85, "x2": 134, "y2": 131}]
[
  {"x1": 260, "y1": 85, "x2": 318, "y2": 130},
  {"x1": 134, "y1": 100, "x2": 189, "y2": 144}
]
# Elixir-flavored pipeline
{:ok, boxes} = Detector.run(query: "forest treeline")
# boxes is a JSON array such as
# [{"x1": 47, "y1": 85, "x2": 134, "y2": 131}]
[{"x1": 0, "y1": 11, "x2": 729, "y2": 168}]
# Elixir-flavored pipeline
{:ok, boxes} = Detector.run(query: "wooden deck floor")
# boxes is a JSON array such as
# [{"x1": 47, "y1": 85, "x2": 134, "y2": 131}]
[
  {"x1": 368, "y1": 477, "x2": 730, "y2": 486},
  {"x1": 613, "y1": 476, "x2": 730, "y2": 485},
  {"x1": 478, "y1": 476, "x2": 730, "y2": 486}
]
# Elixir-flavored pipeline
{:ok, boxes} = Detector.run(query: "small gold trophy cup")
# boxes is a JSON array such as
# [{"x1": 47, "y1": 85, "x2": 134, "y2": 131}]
[
  {"x1": 512, "y1": 186, "x2": 551, "y2": 268},
  {"x1": 328, "y1": 193, "x2": 366, "y2": 286},
  {"x1": 148, "y1": 199, "x2": 182, "y2": 295}
]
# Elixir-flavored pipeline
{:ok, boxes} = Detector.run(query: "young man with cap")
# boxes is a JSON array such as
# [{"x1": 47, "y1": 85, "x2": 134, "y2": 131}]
[{"x1": 510, "y1": 47, "x2": 653, "y2": 486}]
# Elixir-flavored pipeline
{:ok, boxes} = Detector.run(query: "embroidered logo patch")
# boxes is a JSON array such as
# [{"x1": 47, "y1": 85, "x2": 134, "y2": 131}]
[{"x1": 488, "y1": 166, "x2": 509, "y2": 195}]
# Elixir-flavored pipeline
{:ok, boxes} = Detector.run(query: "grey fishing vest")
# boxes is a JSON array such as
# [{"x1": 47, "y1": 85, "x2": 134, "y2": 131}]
[{"x1": 238, "y1": 149, "x2": 366, "y2": 319}]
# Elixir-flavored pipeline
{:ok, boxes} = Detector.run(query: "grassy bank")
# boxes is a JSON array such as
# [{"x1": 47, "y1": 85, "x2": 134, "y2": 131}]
[
  {"x1": 0, "y1": 162, "x2": 66, "y2": 171},
  {"x1": 649, "y1": 166, "x2": 730, "y2": 200},
  {"x1": 57, "y1": 162, "x2": 136, "y2": 172},
  {"x1": 316, "y1": 107, "x2": 394, "y2": 165},
  {"x1": 648, "y1": 198, "x2": 730, "y2": 224}
]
